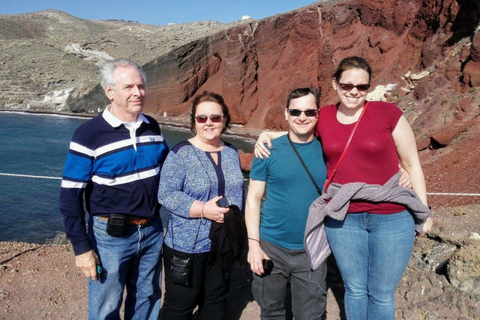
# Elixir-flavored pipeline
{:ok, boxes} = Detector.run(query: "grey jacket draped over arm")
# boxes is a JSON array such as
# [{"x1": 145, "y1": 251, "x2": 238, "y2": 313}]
[{"x1": 304, "y1": 172, "x2": 431, "y2": 270}]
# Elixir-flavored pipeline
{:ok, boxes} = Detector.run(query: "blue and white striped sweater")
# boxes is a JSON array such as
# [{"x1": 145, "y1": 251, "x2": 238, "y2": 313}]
[
  {"x1": 59, "y1": 110, "x2": 169, "y2": 255},
  {"x1": 158, "y1": 141, "x2": 244, "y2": 254}
]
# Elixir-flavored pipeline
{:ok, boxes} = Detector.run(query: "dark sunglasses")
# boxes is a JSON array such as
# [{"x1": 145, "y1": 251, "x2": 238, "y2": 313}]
[
  {"x1": 288, "y1": 109, "x2": 318, "y2": 117},
  {"x1": 338, "y1": 83, "x2": 371, "y2": 91},
  {"x1": 195, "y1": 114, "x2": 224, "y2": 123}
]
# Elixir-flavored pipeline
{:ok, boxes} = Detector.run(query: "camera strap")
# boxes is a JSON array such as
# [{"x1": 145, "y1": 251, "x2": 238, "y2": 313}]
[{"x1": 287, "y1": 135, "x2": 322, "y2": 196}]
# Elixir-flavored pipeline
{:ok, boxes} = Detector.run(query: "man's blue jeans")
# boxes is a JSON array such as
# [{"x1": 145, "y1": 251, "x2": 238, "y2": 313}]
[
  {"x1": 88, "y1": 216, "x2": 163, "y2": 320},
  {"x1": 325, "y1": 210, "x2": 415, "y2": 320}
]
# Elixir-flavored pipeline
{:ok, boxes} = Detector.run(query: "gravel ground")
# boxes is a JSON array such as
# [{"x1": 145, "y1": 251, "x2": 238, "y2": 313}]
[
  {"x1": 0, "y1": 241, "x2": 339, "y2": 319},
  {"x1": 1, "y1": 203, "x2": 478, "y2": 319}
]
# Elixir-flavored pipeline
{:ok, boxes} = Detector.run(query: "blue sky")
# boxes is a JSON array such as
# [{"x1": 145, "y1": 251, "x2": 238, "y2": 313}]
[{"x1": 0, "y1": 0, "x2": 317, "y2": 25}]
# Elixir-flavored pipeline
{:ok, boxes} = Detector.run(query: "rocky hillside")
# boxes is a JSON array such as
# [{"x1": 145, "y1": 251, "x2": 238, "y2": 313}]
[{"x1": 0, "y1": 9, "x2": 248, "y2": 110}]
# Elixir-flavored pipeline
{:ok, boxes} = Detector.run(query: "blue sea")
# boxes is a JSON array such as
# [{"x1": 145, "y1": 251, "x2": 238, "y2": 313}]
[{"x1": 0, "y1": 112, "x2": 254, "y2": 244}]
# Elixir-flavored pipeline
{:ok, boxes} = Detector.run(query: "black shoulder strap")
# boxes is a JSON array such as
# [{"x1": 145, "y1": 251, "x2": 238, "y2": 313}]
[{"x1": 287, "y1": 135, "x2": 322, "y2": 196}]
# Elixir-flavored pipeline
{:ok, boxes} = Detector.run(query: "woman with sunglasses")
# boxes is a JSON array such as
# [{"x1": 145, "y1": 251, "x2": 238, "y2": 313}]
[
  {"x1": 158, "y1": 91, "x2": 244, "y2": 320},
  {"x1": 255, "y1": 56, "x2": 432, "y2": 319}
]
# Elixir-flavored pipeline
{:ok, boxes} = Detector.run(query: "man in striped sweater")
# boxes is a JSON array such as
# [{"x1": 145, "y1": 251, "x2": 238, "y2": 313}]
[{"x1": 59, "y1": 58, "x2": 169, "y2": 320}]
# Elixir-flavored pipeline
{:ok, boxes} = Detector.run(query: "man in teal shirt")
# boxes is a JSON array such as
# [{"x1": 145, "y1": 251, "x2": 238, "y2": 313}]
[{"x1": 245, "y1": 87, "x2": 328, "y2": 319}]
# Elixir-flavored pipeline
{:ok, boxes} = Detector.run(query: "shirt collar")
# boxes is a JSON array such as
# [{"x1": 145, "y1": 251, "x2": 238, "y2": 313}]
[{"x1": 102, "y1": 105, "x2": 150, "y2": 128}]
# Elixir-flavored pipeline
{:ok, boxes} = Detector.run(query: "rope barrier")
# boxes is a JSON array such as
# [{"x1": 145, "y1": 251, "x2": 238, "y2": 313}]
[
  {"x1": 427, "y1": 192, "x2": 480, "y2": 197},
  {"x1": 1, "y1": 172, "x2": 480, "y2": 196},
  {"x1": 0, "y1": 172, "x2": 62, "y2": 180}
]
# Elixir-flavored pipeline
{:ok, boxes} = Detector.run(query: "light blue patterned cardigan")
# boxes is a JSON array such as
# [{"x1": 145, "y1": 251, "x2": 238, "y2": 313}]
[{"x1": 158, "y1": 140, "x2": 244, "y2": 253}]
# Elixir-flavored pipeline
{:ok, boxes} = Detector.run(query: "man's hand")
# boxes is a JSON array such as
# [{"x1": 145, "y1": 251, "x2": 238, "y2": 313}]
[
  {"x1": 75, "y1": 250, "x2": 100, "y2": 281},
  {"x1": 247, "y1": 240, "x2": 270, "y2": 276}
]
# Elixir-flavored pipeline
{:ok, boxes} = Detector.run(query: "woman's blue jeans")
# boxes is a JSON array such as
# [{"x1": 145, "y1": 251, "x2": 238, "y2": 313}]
[{"x1": 325, "y1": 210, "x2": 415, "y2": 320}]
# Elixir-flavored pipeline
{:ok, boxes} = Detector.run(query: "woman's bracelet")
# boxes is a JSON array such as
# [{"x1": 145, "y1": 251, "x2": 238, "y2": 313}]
[
  {"x1": 248, "y1": 237, "x2": 260, "y2": 243},
  {"x1": 200, "y1": 203, "x2": 205, "y2": 221}
]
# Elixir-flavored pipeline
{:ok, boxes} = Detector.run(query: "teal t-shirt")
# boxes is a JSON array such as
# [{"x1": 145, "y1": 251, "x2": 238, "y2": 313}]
[{"x1": 249, "y1": 135, "x2": 326, "y2": 250}]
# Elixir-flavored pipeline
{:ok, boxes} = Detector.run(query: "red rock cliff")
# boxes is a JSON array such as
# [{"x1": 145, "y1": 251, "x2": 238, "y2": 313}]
[
  {"x1": 144, "y1": 0, "x2": 478, "y2": 127},
  {"x1": 143, "y1": 0, "x2": 480, "y2": 207}
]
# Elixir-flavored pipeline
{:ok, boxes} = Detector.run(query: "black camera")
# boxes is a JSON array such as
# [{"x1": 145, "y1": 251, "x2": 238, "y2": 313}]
[{"x1": 216, "y1": 195, "x2": 231, "y2": 208}]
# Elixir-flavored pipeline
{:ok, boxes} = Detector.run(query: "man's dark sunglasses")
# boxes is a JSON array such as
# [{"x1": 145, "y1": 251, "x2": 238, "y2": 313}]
[
  {"x1": 288, "y1": 109, "x2": 318, "y2": 117},
  {"x1": 338, "y1": 83, "x2": 371, "y2": 91},
  {"x1": 195, "y1": 114, "x2": 224, "y2": 123}
]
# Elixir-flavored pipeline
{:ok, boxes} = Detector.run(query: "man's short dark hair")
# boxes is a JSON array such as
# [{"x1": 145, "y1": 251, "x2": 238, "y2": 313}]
[{"x1": 286, "y1": 87, "x2": 321, "y2": 109}]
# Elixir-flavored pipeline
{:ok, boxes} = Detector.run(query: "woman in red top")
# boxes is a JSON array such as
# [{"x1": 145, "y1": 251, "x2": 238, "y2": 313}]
[
  {"x1": 255, "y1": 56, "x2": 432, "y2": 319},
  {"x1": 318, "y1": 56, "x2": 431, "y2": 319}
]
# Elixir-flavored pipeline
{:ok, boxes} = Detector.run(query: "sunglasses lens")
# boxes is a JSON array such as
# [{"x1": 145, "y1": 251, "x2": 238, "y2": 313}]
[
  {"x1": 195, "y1": 116, "x2": 208, "y2": 123},
  {"x1": 304, "y1": 110, "x2": 318, "y2": 117},
  {"x1": 339, "y1": 83, "x2": 354, "y2": 91},
  {"x1": 210, "y1": 115, "x2": 223, "y2": 122},
  {"x1": 288, "y1": 109, "x2": 302, "y2": 116},
  {"x1": 356, "y1": 84, "x2": 370, "y2": 91}
]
